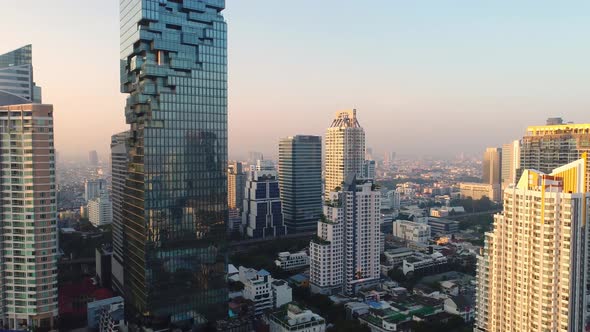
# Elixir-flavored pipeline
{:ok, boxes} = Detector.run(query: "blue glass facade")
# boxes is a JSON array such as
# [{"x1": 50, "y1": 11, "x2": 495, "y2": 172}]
[
  {"x1": 119, "y1": 0, "x2": 227, "y2": 328},
  {"x1": 243, "y1": 166, "x2": 287, "y2": 239}
]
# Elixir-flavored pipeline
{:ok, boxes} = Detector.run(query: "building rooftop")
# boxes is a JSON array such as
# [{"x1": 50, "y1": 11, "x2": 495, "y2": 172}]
[
  {"x1": 289, "y1": 274, "x2": 308, "y2": 283},
  {"x1": 447, "y1": 295, "x2": 475, "y2": 310},
  {"x1": 330, "y1": 109, "x2": 361, "y2": 128},
  {"x1": 272, "y1": 280, "x2": 287, "y2": 287},
  {"x1": 526, "y1": 123, "x2": 590, "y2": 136},
  {"x1": 385, "y1": 247, "x2": 414, "y2": 255},
  {"x1": 0, "y1": 44, "x2": 32, "y2": 68},
  {"x1": 270, "y1": 304, "x2": 325, "y2": 328},
  {"x1": 257, "y1": 269, "x2": 271, "y2": 277},
  {"x1": 428, "y1": 217, "x2": 459, "y2": 225}
]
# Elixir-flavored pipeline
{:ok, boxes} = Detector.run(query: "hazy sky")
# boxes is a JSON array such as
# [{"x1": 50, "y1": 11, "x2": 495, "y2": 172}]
[{"x1": 3, "y1": 0, "x2": 589, "y2": 161}]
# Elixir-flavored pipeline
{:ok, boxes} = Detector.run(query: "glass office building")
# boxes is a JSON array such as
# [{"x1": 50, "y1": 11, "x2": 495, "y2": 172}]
[
  {"x1": 119, "y1": 0, "x2": 227, "y2": 328},
  {"x1": 0, "y1": 45, "x2": 42, "y2": 105},
  {"x1": 279, "y1": 136, "x2": 322, "y2": 233}
]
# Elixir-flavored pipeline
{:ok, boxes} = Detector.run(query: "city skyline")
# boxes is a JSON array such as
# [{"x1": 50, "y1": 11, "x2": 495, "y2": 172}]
[
  {"x1": 3, "y1": 0, "x2": 590, "y2": 160},
  {"x1": 4, "y1": 1, "x2": 590, "y2": 331}
]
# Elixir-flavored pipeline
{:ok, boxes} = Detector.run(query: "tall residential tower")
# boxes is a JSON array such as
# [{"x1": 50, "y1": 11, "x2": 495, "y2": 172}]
[
  {"x1": 0, "y1": 45, "x2": 57, "y2": 330},
  {"x1": 324, "y1": 110, "x2": 365, "y2": 196},
  {"x1": 227, "y1": 161, "x2": 246, "y2": 211},
  {"x1": 119, "y1": 0, "x2": 228, "y2": 328},
  {"x1": 475, "y1": 157, "x2": 589, "y2": 332},
  {"x1": 482, "y1": 147, "x2": 502, "y2": 186},
  {"x1": 0, "y1": 104, "x2": 58, "y2": 330},
  {"x1": 310, "y1": 176, "x2": 381, "y2": 295},
  {"x1": 279, "y1": 135, "x2": 322, "y2": 233},
  {"x1": 520, "y1": 121, "x2": 590, "y2": 191},
  {"x1": 501, "y1": 140, "x2": 520, "y2": 189}
]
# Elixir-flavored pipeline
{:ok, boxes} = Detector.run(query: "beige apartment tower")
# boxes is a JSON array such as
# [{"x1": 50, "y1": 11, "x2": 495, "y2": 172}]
[
  {"x1": 228, "y1": 161, "x2": 246, "y2": 211},
  {"x1": 501, "y1": 140, "x2": 520, "y2": 189},
  {"x1": 483, "y1": 147, "x2": 502, "y2": 185},
  {"x1": 0, "y1": 104, "x2": 58, "y2": 330},
  {"x1": 475, "y1": 157, "x2": 589, "y2": 332},
  {"x1": 324, "y1": 110, "x2": 365, "y2": 196}
]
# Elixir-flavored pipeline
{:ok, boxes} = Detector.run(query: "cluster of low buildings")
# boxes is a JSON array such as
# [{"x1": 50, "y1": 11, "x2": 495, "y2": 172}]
[
  {"x1": 225, "y1": 264, "x2": 326, "y2": 332},
  {"x1": 337, "y1": 270, "x2": 476, "y2": 332},
  {"x1": 275, "y1": 251, "x2": 310, "y2": 271}
]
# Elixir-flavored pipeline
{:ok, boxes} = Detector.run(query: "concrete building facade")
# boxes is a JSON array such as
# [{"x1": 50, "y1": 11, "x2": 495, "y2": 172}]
[
  {"x1": 275, "y1": 251, "x2": 310, "y2": 271},
  {"x1": 459, "y1": 182, "x2": 500, "y2": 202},
  {"x1": 501, "y1": 140, "x2": 520, "y2": 189},
  {"x1": 475, "y1": 158, "x2": 589, "y2": 332},
  {"x1": 483, "y1": 147, "x2": 502, "y2": 186},
  {"x1": 310, "y1": 177, "x2": 381, "y2": 295},
  {"x1": 84, "y1": 178, "x2": 107, "y2": 202},
  {"x1": 520, "y1": 122, "x2": 590, "y2": 192},
  {"x1": 269, "y1": 304, "x2": 326, "y2": 332},
  {"x1": 239, "y1": 267, "x2": 292, "y2": 316},
  {"x1": 392, "y1": 220, "x2": 431, "y2": 244},
  {"x1": 0, "y1": 104, "x2": 58, "y2": 330},
  {"x1": 88, "y1": 191, "x2": 113, "y2": 227}
]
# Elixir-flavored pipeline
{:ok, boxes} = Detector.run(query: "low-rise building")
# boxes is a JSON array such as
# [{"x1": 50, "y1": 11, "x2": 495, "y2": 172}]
[
  {"x1": 269, "y1": 304, "x2": 326, "y2": 332},
  {"x1": 217, "y1": 297, "x2": 256, "y2": 332},
  {"x1": 88, "y1": 191, "x2": 113, "y2": 227},
  {"x1": 439, "y1": 281, "x2": 459, "y2": 296},
  {"x1": 430, "y1": 206, "x2": 466, "y2": 218},
  {"x1": 357, "y1": 299, "x2": 437, "y2": 332},
  {"x1": 272, "y1": 280, "x2": 293, "y2": 308},
  {"x1": 392, "y1": 220, "x2": 430, "y2": 244},
  {"x1": 275, "y1": 251, "x2": 310, "y2": 271},
  {"x1": 87, "y1": 296, "x2": 124, "y2": 332},
  {"x1": 95, "y1": 245, "x2": 112, "y2": 289},
  {"x1": 359, "y1": 310, "x2": 411, "y2": 332},
  {"x1": 239, "y1": 266, "x2": 292, "y2": 315},
  {"x1": 288, "y1": 274, "x2": 309, "y2": 288},
  {"x1": 459, "y1": 182, "x2": 500, "y2": 202},
  {"x1": 383, "y1": 248, "x2": 413, "y2": 267},
  {"x1": 429, "y1": 208, "x2": 449, "y2": 218},
  {"x1": 345, "y1": 302, "x2": 370, "y2": 319},
  {"x1": 444, "y1": 295, "x2": 475, "y2": 322},
  {"x1": 402, "y1": 252, "x2": 448, "y2": 276},
  {"x1": 228, "y1": 208, "x2": 243, "y2": 234},
  {"x1": 427, "y1": 218, "x2": 459, "y2": 235}
]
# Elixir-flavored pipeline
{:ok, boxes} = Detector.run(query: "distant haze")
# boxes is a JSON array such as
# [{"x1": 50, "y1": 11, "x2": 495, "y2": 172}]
[{"x1": 3, "y1": 0, "x2": 589, "y2": 161}]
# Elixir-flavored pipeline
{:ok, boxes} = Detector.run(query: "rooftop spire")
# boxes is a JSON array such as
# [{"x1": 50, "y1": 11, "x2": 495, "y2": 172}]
[{"x1": 330, "y1": 109, "x2": 361, "y2": 128}]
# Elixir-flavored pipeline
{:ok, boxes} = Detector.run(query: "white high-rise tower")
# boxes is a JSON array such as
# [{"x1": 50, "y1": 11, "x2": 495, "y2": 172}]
[{"x1": 310, "y1": 176, "x2": 381, "y2": 295}]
